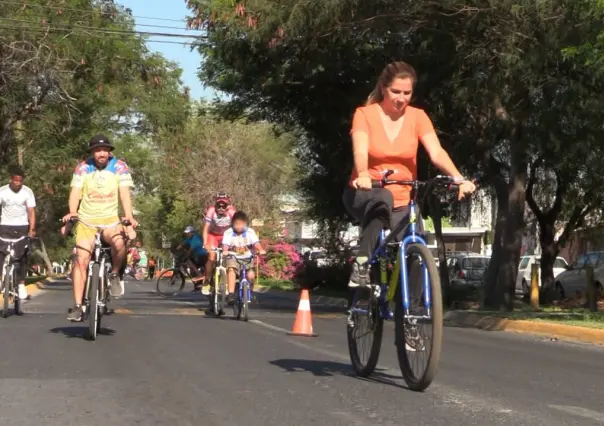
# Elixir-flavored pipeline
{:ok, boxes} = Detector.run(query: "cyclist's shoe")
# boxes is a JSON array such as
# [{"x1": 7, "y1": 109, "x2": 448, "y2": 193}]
[
  {"x1": 201, "y1": 284, "x2": 211, "y2": 296},
  {"x1": 108, "y1": 273, "x2": 124, "y2": 297},
  {"x1": 67, "y1": 305, "x2": 83, "y2": 322},
  {"x1": 226, "y1": 293, "x2": 236, "y2": 305},
  {"x1": 348, "y1": 256, "x2": 369, "y2": 288},
  {"x1": 18, "y1": 283, "x2": 28, "y2": 300},
  {"x1": 204, "y1": 306, "x2": 215, "y2": 316}
]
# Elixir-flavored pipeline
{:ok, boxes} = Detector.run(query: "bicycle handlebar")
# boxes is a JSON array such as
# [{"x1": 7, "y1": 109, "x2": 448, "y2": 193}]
[
  {"x1": 0, "y1": 235, "x2": 37, "y2": 243},
  {"x1": 66, "y1": 217, "x2": 134, "y2": 227},
  {"x1": 370, "y1": 170, "x2": 466, "y2": 190}
]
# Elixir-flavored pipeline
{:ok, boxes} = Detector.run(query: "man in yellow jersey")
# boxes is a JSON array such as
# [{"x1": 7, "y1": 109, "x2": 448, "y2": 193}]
[{"x1": 61, "y1": 134, "x2": 138, "y2": 322}]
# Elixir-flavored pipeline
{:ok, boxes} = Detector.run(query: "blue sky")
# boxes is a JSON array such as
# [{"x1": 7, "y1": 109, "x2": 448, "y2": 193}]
[{"x1": 119, "y1": 0, "x2": 214, "y2": 100}]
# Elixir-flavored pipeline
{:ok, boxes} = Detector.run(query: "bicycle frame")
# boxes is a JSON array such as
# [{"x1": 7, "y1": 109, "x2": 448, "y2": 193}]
[
  {"x1": 351, "y1": 174, "x2": 458, "y2": 320},
  {"x1": 82, "y1": 227, "x2": 112, "y2": 313},
  {"x1": 234, "y1": 256, "x2": 253, "y2": 303},
  {"x1": 0, "y1": 235, "x2": 29, "y2": 291}
]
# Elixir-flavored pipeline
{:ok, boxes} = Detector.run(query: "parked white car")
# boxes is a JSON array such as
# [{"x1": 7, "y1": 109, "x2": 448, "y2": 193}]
[
  {"x1": 515, "y1": 255, "x2": 568, "y2": 296},
  {"x1": 554, "y1": 251, "x2": 604, "y2": 298}
]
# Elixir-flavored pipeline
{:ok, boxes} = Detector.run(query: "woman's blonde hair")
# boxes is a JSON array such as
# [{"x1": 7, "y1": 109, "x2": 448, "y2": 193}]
[{"x1": 366, "y1": 61, "x2": 417, "y2": 106}]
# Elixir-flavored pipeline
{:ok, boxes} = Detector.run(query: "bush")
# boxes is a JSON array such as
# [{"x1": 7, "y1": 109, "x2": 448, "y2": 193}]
[{"x1": 259, "y1": 241, "x2": 301, "y2": 280}]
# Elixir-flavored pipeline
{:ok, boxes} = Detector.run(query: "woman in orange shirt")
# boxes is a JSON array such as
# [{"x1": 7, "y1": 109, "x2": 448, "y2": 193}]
[{"x1": 343, "y1": 61, "x2": 476, "y2": 287}]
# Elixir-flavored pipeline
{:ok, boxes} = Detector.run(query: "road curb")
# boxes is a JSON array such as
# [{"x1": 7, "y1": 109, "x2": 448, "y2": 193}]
[
  {"x1": 254, "y1": 286, "x2": 348, "y2": 307},
  {"x1": 444, "y1": 310, "x2": 604, "y2": 345}
]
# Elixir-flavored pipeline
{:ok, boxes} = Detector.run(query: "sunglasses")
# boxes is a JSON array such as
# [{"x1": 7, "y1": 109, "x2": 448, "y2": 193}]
[{"x1": 215, "y1": 203, "x2": 228, "y2": 210}]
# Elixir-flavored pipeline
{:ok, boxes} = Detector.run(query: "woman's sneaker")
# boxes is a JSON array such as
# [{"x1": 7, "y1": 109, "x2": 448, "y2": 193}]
[{"x1": 348, "y1": 256, "x2": 369, "y2": 288}]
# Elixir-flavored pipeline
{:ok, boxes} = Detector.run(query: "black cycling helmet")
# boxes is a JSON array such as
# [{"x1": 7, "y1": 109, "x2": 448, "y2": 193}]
[{"x1": 88, "y1": 134, "x2": 114, "y2": 152}]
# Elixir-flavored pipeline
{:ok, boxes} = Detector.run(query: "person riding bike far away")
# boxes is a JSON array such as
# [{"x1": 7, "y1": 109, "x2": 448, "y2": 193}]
[
  {"x1": 176, "y1": 225, "x2": 208, "y2": 291},
  {"x1": 61, "y1": 134, "x2": 138, "y2": 322},
  {"x1": 221, "y1": 210, "x2": 266, "y2": 304},
  {"x1": 0, "y1": 165, "x2": 37, "y2": 300},
  {"x1": 202, "y1": 192, "x2": 236, "y2": 290},
  {"x1": 343, "y1": 61, "x2": 476, "y2": 288}
]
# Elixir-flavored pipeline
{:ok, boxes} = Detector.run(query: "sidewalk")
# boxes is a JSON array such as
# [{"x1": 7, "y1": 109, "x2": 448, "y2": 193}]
[{"x1": 445, "y1": 310, "x2": 604, "y2": 345}]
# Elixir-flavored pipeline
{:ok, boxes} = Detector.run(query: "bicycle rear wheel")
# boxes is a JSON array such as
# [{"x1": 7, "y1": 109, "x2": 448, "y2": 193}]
[
  {"x1": 88, "y1": 263, "x2": 100, "y2": 341},
  {"x1": 347, "y1": 284, "x2": 384, "y2": 377},
  {"x1": 394, "y1": 243, "x2": 443, "y2": 392},
  {"x1": 156, "y1": 268, "x2": 185, "y2": 297}
]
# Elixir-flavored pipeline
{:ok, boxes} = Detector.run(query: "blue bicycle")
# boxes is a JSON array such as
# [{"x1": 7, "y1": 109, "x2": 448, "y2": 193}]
[
  {"x1": 347, "y1": 171, "x2": 459, "y2": 392},
  {"x1": 227, "y1": 254, "x2": 255, "y2": 321}
]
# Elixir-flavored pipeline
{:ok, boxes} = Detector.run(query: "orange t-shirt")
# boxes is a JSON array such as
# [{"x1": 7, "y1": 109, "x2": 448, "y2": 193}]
[{"x1": 348, "y1": 104, "x2": 436, "y2": 207}]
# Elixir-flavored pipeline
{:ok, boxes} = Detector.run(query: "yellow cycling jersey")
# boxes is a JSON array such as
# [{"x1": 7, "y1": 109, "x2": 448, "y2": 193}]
[{"x1": 70, "y1": 156, "x2": 133, "y2": 221}]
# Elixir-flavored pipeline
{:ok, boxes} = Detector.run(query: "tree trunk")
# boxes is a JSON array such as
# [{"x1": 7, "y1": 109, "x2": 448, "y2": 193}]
[
  {"x1": 33, "y1": 237, "x2": 53, "y2": 275},
  {"x1": 494, "y1": 136, "x2": 528, "y2": 311},
  {"x1": 538, "y1": 221, "x2": 557, "y2": 303},
  {"x1": 483, "y1": 178, "x2": 509, "y2": 308}
]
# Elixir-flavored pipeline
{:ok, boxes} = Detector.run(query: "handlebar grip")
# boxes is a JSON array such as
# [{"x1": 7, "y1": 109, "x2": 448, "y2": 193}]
[{"x1": 371, "y1": 180, "x2": 383, "y2": 188}]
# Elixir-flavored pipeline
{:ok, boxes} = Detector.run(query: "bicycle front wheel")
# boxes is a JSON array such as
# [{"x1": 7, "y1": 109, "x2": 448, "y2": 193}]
[
  {"x1": 347, "y1": 284, "x2": 384, "y2": 377},
  {"x1": 156, "y1": 268, "x2": 185, "y2": 297},
  {"x1": 2, "y1": 270, "x2": 10, "y2": 318},
  {"x1": 13, "y1": 268, "x2": 22, "y2": 316},
  {"x1": 241, "y1": 281, "x2": 249, "y2": 322},
  {"x1": 88, "y1": 263, "x2": 101, "y2": 341},
  {"x1": 233, "y1": 281, "x2": 242, "y2": 319},
  {"x1": 212, "y1": 268, "x2": 227, "y2": 316},
  {"x1": 394, "y1": 243, "x2": 443, "y2": 392}
]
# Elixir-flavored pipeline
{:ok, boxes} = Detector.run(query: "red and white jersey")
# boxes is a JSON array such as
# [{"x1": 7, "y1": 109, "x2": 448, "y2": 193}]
[{"x1": 204, "y1": 205, "x2": 236, "y2": 235}]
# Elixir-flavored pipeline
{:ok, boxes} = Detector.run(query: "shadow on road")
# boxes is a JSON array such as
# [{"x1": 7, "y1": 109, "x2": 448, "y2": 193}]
[
  {"x1": 49, "y1": 326, "x2": 116, "y2": 339},
  {"x1": 269, "y1": 358, "x2": 404, "y2": 389}
]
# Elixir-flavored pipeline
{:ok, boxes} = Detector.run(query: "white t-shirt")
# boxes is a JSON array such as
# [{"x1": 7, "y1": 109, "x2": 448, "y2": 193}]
[
  {"x1": 0, "y1": 184, "x2": 36, "y2": 226},
  {"x1": 222, "y1": 227, "x2": 259, "y2": 258}
]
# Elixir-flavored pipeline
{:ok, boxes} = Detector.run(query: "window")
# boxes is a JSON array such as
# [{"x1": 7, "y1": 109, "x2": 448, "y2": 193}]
[
  {"x1": 462, "y1": 257, "x2": 489, "y2": 269},
  {"x1": 518, "y1": 257, "x2": 530, "y2": 269}
]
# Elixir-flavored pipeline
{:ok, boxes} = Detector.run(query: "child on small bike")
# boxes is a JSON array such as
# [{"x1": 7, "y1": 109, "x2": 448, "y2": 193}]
[{"x1": 221, "y1": 211, "x2": 265, "y2": 304}]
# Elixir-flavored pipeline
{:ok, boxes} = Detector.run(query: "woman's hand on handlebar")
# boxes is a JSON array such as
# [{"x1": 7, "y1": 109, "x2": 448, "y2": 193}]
[{"x1": 352, "y1": 175, "x2": 372, "y2": 190}]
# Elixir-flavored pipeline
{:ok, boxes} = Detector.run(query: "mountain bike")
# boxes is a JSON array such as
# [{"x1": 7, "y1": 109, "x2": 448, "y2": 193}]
[
  {"x1": 156, "y1": 255, "x2": 201, "y2": 297},
  {"x1": 208, "y1": 249, "x2": 227, "y2": 316},
  {"x1": 347, "y1": 171, "x2": 462, "y2": 392},
  {"x1": 68, "y1": 217, "x2": 133, "y2": 341},
  {"x1": 226, "y1": 254, "x2": 256, "y2": 321},
  {"x1": 0, "y1": 235, "x2": 35, "y2": 318}
]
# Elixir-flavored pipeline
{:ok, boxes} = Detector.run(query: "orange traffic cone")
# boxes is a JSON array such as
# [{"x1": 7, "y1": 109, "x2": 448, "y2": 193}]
[{"x1": 288, "y1": 289, "x2": 317, "y2": 337}]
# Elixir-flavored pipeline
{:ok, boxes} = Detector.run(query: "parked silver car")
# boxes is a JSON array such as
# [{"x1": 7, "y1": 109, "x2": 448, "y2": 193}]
[{"x1": 554, "y1": 251, "x2": 604, "y2": 298}]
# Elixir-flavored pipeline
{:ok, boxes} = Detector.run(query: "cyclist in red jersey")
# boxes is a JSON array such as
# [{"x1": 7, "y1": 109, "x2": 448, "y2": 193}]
[{"x1": 202, "y1": 192, "x2": 236, "y2": 289}]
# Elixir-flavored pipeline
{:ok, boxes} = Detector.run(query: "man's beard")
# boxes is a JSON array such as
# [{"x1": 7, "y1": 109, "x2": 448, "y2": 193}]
[
  {"x1": 95, "y1": 159, "x2": 108, "y2": 170},
  {"x1": 9, "y1": 184, "x2": 21, "y2": 193}
]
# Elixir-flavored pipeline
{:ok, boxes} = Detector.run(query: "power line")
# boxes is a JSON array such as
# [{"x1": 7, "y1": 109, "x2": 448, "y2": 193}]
[
  {"x1": 0, "y1": 17, "x2": 206, "y2": 40},
  {"x1": 0, "y1": 11, "x2": 202, "y2": 31},
  {"x1": 0, "y1": 23, "x2": 198, "y2": 45},
  {"x1": 0, "y1": 0, "x2": 194, "y2": 24}
]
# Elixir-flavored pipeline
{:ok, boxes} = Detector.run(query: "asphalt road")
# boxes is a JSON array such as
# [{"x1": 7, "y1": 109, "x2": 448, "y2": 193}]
[{"x1": 1, "y1": 279, "x2": 603, "y2": 425}]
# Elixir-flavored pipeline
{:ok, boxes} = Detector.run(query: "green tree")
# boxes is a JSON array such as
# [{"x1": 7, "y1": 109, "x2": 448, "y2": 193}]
[{"x1": 186, "y1": 0, "x2": 604, "y2": 308}]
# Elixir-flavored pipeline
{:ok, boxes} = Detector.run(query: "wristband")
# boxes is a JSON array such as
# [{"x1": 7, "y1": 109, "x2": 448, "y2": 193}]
[{"x1": 453, "y1": 176, "x2": 467, "y2": 183}]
